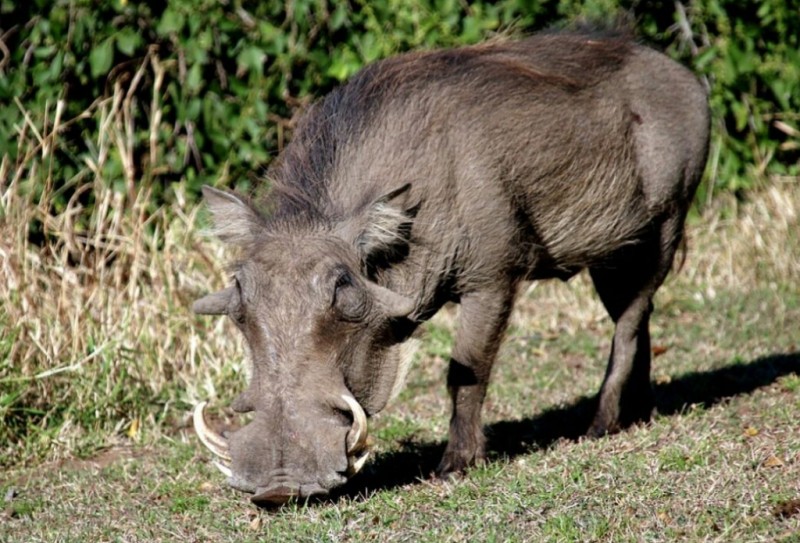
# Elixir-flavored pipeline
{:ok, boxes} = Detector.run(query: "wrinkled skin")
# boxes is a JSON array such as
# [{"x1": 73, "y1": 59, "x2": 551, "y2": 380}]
[{"x1": 192, "y1": 30, "x2": 710, "y2": 505}]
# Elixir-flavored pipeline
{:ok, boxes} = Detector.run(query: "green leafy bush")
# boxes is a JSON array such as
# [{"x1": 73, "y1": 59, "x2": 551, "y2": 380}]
[
  {"x1": 0, "y1": 0, "x2": 797, "y2": 207},
  {"x1": 688, "y1": 0, "x2": 800, "y2": 198}
]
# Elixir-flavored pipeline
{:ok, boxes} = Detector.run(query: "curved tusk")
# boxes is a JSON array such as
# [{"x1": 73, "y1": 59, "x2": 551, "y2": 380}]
[
  {"x1": 340, "y1": 394, "x2": 368, "y2": 454},
  {"x1": 193, "y1": 401, "x2": 232, "y2": 463},
  {"x1": 348, "y1": 451, "x2": 370, "y2": 476},
  {"x1": 212, "y1": 459, "x2": 233, "y2": 478}
]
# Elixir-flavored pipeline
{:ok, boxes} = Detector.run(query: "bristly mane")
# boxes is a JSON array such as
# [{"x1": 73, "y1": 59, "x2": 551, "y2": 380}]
[{"x1": 260, "y1": 30, "x2": 635, "y2": 227}]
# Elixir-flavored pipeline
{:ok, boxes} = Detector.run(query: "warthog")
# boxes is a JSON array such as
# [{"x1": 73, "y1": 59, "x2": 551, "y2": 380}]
[{"x1": 192, "y1": 29, "x2": 710, "y2": 505}]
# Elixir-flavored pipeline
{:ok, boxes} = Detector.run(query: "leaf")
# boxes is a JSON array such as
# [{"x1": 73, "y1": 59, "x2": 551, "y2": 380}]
[
  {"x1": 762, "y1": 455, "x2": 784, "y2": 468},
  {"x1": 357, "y1": 33, "x2": 382, "y2": 63},
  {"x1": 462, "y1": 16, "x2": 481, "y2": 42},
  {"x1": 157, "y1": 7, "x2": 184, "y2": 36},
  {"x1": 89, "y1": 37, "x2": 115, "y2": 78},
  {"x1": 33, "y1": 45, "x2": 56, "y2": 59},
  {"x1": 116, "y1": 28, "x2": 141, "y2": 56},
  {"x1": 330, "y1": 4, "x2": 349, "y2": 30},
  {"x1": 236, "y1": 46, "x2": 266, "y2": 77},
  {"x1": 732, "y1": 101, "x2": 750, "y2": 133},
  {"x1": 652, "y1": 345, "x2": 669, "y2": 357},
  {"x1": 326, "y1": 48, "x2": 361, "y2": 81},
  {"x1": 258, "y1": 21, "x2": 281, "y2": 43},
  {"x1": 694, "y1": 46, "x2": 718, "y2": 71},
  {"x1": 187, "y1": 62, "x2": 203, "y2": 92},
  {"x1": 127, "y1": 418, "x2": 140, "y2": 438}
]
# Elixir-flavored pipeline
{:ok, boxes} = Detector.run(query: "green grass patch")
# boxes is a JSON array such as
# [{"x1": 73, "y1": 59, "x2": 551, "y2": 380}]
[{"x1": 4, "y1": 268, "x2": 799, "y2": 541}]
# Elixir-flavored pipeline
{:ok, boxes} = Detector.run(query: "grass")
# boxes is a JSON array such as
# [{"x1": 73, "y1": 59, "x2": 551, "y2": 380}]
[
  {"x1": 1, "y1": 69, "x2": 799, "y2": 541},
  {"x1": 0, "y1": 82, "x2": 245, "y2": 470}
]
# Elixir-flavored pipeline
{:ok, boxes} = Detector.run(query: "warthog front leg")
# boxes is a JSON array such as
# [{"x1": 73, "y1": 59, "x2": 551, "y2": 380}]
[{"x1": 437, "y1": 284, "x2": 517, "y2": 477}]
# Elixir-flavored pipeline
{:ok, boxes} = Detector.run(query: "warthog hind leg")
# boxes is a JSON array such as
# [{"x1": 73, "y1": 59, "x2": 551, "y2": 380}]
[{"x1": 588, "y1": 214, "x2": 686, "y2": 436}]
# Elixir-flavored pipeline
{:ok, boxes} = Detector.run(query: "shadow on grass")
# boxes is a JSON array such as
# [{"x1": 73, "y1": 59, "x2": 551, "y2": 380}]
[{"x1": 333, "y1": 351, "x2": 800, "y2": 502}]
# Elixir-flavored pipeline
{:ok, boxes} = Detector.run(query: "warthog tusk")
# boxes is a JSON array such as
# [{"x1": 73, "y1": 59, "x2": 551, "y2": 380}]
[
  {"x1": 212, "y1": 459, "x2": 233, "y2": 478},
  {"x1": 193, "y1": 401, "x2": 232, "y2": 463},
  {"x1": 340, "y1": 394, "x2": 368, "y2": 455},
  {"x1": 347, "y1": 450, "x2": 370, "y2": 476}
]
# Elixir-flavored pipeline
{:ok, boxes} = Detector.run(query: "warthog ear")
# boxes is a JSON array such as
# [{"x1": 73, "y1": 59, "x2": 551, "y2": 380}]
[
  {"x1": 193, "y1": 287, "x2": 236, "y2": 315},
  {"x1": 201, "y1": 185, "x2": 263, "y2": 246},
  {"x1": 341, "y1": 184, "x2": 419, "y2": 270}
]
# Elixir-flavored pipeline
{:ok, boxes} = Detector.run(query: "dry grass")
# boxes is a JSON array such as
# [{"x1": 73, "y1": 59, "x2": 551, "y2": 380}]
[
  {"x1": 687, "y1": 184, "x2": 799, "y2": 289},
  {"x1": 0, "y1": 69, "x2": 246, "y2": 467}
]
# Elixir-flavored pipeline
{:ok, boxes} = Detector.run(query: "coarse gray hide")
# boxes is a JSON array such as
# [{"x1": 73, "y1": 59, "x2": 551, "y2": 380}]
[{"x1": 192, "y1": 29, "x2": 710, "y2": 506}]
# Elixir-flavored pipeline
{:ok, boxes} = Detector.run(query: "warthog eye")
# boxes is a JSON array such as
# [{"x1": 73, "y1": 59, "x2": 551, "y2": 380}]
[
  {"x1": 334, "y1": 270, "x2": 352, "y2": 290},
  {"x1": 332, "y1": 268, "x2": 369, "y2": 321}
]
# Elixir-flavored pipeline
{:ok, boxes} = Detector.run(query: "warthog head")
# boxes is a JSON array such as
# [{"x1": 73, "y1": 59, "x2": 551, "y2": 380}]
[{"x1": 193, "y1": 186, "x2": 418, "y2": 505}]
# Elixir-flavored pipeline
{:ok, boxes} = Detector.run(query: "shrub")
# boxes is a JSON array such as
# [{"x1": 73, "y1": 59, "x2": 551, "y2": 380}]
[{"x1": 1, "y1": 0, "x2": 797, "y2": 208}]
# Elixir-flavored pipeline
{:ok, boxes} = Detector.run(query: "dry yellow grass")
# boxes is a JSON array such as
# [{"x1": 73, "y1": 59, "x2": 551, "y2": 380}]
[
  {"x1": 0, "y1": 79, "x2": 245, "y2": 467},
  {"x1": 688, "y1": 183, "x2": 799, "y2": 288}
]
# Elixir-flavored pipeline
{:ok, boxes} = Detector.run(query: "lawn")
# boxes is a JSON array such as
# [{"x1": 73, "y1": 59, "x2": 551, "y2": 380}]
[{"x1": 1, "y1": 179, "x2": 798, "y2": 542}]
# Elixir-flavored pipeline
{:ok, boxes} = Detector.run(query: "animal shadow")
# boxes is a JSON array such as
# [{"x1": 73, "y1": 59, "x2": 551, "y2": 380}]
[{"x1": 333, "y1": 351, "x2": 800, "y2": 501}]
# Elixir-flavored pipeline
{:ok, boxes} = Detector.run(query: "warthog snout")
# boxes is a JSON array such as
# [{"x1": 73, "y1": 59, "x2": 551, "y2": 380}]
[{"x1": 194, "y1": 394, "x2": 370, "y2": 504}]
